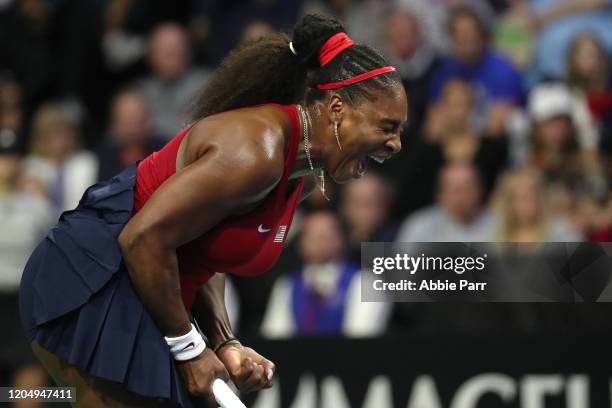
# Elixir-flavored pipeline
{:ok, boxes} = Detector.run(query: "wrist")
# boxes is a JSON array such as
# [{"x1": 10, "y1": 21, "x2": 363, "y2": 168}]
[
  {"x1": 165, "y1": 323, "x2": 206, "y2": 361},
  {"x1": 206, "y1": 323, "x2": 234, "y2": 347},
  {"x1": 213, "y1": 337, "x2": 242, "y2": 354}
]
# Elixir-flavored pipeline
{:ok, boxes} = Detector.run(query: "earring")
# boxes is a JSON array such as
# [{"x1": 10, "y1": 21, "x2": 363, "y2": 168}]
[{"x1": 334, "y1": 121, "x2": 342, "y2": 150}]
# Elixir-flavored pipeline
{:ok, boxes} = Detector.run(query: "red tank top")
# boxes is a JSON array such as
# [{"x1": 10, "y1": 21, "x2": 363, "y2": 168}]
[{"x1": 134, "y1": 104, "x2": 305, "y2": 308}]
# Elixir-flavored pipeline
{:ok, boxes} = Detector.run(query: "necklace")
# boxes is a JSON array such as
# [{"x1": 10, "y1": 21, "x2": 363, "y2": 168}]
[{"x1": 296, "y1": 104, "x2": 328, "y2": 200}]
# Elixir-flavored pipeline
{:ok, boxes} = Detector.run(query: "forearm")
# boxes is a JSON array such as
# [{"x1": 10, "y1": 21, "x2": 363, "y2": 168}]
[
  {"x1": 120, "y1": 232, "x2": 191, "y2": 337},
  {"x1": 191, "y1": 273, "x2": 234, "y2": 346}
]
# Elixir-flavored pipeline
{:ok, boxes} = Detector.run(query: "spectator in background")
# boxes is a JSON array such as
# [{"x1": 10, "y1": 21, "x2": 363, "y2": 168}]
[
  {"x1": 492, "y1": 167, "x2": 582, "y2": 242},
  {"x1": 397, "y1": 161, "x2": 496, "y2": 242},
  {"x1": 530, "y1": 0, "x2": 612, "y2": 83},
  {"x1": 428, "y1": 6, "x2": 524, "y2": 123},
  {"x1": 566, "y1": 33, "x2": 609, "y2": 146},
  {"x1": 136, "y1": 22, "x2": 211, "y2": 138},
  {"x1": 424, "y1": 80, "x2": 508, "y2": 174},
  {"x1": 339, "y1": 172, "x2": 396, "y2": 264},
  {"x1": 383, "y1": 6, "x2": 439, "y2": 136},
  {"x1": 526, "y1": 83, "x2": 606, "y2": 198},
  {"x1": 566, "y1": 33, "x2": 612, "y2": 151},
  {"x1": 262, "y1": 211, "x2": 388, "y2": 338},
  {"x1": 393, "y1": 79, "x2": 508, "y2": 217},
  {"x1": 395, "y1": 0, "x2": 496, "y2": 55},
  {"x1": 0, "y1": 130, "x2": 52, "y2": 376},
  {"x1": 94, "y1": 89, "x2": 165, "y2": 181},
  {"x1": 22, "y1": 102, "x2": 97, "y2": 216},
  {"x1": 493, "y1": 0, "x2": 534, "y2": 70}
]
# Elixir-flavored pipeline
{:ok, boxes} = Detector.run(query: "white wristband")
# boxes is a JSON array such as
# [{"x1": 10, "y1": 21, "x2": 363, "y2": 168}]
[{"x1": 164, "y1": 323, "x2": 206, "y2": 361}]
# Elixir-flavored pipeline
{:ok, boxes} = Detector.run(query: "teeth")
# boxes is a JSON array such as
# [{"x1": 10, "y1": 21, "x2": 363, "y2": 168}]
[{"x1": 370, "y1": 155, "x2": 385, "y2": 164}]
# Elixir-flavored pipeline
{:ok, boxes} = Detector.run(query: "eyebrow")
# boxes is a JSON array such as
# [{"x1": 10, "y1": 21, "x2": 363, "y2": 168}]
[{"x1": 380, "y1": 118, "x2": 408, "y2": 132}]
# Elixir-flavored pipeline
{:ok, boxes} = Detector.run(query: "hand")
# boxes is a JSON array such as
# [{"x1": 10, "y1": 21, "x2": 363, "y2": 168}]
[
  {"x1": 216, "y1": 343, "x2": 275, "y2": 393},
  {"x1": 176, "y1": 347, "x2": 230, "y2": 406}
]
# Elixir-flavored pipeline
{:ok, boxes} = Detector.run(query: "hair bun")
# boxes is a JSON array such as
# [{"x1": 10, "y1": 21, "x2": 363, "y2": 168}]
[{"x1": 292, "y1": 14, "x2": 345, "y2": 68}]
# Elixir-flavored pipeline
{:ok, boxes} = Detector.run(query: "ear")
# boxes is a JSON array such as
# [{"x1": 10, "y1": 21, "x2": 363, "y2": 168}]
[{"x1": 327, "y1": 93, "x2": 345, "y2": 124}]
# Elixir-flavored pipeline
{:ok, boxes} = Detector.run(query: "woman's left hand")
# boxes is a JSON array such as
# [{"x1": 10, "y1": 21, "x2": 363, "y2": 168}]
[{"x1": 216, "y1": 343, "x2": 275, "y2": 393}]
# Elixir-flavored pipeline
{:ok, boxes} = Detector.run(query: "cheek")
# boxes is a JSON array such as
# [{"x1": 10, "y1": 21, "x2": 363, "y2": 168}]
[{"x1": 345, "y1": 124, "x2": 380, "y2": 150}]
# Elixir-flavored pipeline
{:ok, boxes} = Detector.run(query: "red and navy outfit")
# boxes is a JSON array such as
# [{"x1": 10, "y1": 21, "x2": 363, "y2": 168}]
[{"x1": 19, "y1": 103, "x2": 303, "y2": 407}]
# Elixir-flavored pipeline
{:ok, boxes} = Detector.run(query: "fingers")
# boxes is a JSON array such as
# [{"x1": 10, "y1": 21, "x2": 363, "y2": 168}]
[
  {"x1": 177, "y1": 348, "x2": 231, "y2": 407},
  {"x1": 231, "y1": 357, "x2": 271, "y2": 393},
  {"x1": 261, "y1": 358, "x2": 275, "y2": 383}
]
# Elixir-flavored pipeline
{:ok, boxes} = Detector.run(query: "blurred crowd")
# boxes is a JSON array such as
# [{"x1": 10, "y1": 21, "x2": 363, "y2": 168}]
[{"x1": 1, "y1": 0, "x2": 612, "y2": 395}]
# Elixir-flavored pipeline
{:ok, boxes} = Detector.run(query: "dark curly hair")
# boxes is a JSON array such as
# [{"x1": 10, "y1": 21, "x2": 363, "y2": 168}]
[{"x1": 191, "y1": 14, "x2": 401, "y2": 119}]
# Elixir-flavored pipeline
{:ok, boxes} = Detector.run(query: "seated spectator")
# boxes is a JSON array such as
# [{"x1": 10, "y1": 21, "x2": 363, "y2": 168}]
[
  {"x1": 383, "y1": 6, "x2": 440, "y2": 136},
  {"x1": 530, "y1": 0, "x2": 612, "y2": 83},
  {"x1": 395, "y1": 0, "x2": 496, "y2": 55},
  {"x1": 493, "y1": 0, "x2": 534, "y2": 70},
  {"x1": 526, "y1": 83, "x2": 606, "y2": 198},
  {"x1": 136, "y1": 22, "x2": 211, "y2": 138},
  {"x1": 0, "y1": 131, "x2": 53, "y2": 375},
  {"x1": 339, "y1": 172, "x2": 396, "y2": 264},
  {"x1": 428, "y1": 6, "x2": 524, "y2": 121},
  {"x1": 393, "y1": 79, "x2": 508, "y2": 217},
  {"x1": 94, "y1": 89, "x2": 165, "y2": 181},
  {"x1": 492, "y1": 167, "x2": 582, "y2": 242},
  {"x1": 262, "y1": 211, "x2": 389, "y2": 338},
  {"x1": 396, "y1": 161, "x2": 496, "y2": 242},
  {"x1": 565, "y1": 33, "x2": 611, "y2": 151},
  {"x1": 22, "y1": 102, "x2": 97, "y2": 216}
]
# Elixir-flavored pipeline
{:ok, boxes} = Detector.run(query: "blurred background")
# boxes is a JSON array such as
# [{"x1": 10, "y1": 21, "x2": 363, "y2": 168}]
[{"x1": 1, "y1": 0, "x2": 612, "y2": 406}]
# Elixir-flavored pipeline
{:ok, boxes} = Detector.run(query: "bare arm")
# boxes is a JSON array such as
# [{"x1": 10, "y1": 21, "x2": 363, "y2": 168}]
[
  {"x1": 118, "y1": 122, "x2": 284, "y2": 338},
  {"x1": 192, "y1": 273, "x2": 233, "y2": 346}
]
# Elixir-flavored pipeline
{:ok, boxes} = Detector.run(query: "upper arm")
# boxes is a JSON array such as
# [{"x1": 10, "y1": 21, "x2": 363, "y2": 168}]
[{"x1": 120, "y1": 122, "x2": 285, "y2": 251}]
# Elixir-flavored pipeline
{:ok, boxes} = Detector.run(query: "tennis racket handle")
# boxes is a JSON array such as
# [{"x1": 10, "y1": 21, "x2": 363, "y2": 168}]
[{"x1": 212, "y1": 378, "x2": 246, "y2": 408}]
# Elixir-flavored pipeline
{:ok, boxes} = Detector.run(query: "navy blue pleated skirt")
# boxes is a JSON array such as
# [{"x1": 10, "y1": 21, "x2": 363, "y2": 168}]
[{"x1": 19, "y1": 164, "x2": 194, "y2": 407}]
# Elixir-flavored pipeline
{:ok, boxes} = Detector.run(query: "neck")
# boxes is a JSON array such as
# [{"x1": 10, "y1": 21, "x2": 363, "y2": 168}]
[{"x1": 290, "y1": 103, "x2": 327, "y2": 179}]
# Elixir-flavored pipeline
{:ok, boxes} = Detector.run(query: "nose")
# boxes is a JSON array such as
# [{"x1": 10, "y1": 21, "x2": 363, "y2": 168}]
[{"x1": 385, "y1": 136, "x2": 401, "y2": 155}]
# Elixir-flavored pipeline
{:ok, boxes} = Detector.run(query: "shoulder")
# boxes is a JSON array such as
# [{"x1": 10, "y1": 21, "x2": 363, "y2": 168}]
[
  {"x1": 486, "y1": 51, "x2": 521, "y2": 75},
  {"x1": 397, "y1": 206, "x2": 442, "y2": 240},
  {"x1": 185, "y1": 106, "x2": 291, "y2": 196}
]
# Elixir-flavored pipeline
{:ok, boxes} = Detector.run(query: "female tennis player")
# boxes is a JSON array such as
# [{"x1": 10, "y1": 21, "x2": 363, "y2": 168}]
[{"x1": 19, "y1": 14, "x2": 407, "y2": 408}]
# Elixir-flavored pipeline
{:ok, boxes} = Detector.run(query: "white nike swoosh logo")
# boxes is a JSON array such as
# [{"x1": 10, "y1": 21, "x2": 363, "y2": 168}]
[{"x1": 258, "y1": 224, "x2": 271, "y2": 233}]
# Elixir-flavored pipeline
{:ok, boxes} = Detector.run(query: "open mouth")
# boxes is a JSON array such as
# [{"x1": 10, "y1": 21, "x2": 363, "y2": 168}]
[
  {"x1": 356, "y1": 156, "x2": 368, "y2": 177},
  {"x1": 369, "y1": 155, "x2": 386, "y2": 164}
]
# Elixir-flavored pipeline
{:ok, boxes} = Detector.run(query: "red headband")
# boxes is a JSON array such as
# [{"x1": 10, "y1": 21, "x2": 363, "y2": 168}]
[
  {"x1": 316, "y1": 66, "x2": 397, "y2": 90},
  {"x1": 319, "y1": 32, "x2": 354, "y2": 67}
]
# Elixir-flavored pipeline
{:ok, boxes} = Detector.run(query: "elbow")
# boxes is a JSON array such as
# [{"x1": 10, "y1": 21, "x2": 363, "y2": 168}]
[
  {"x1": 118, "y1": 222, "x2": 172, "y2": 260},
  {"x1": 118, "y1": 227, "x2": 139, "y2": 258},
  {"x1": 118, "y1": 223, "x2": 151, "y2": 259}
]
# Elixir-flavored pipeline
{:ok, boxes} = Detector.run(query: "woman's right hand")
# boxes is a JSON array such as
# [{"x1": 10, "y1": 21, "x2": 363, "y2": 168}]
[{"x1": 176, "y1": 347, "x2": 230, "y2": 406}]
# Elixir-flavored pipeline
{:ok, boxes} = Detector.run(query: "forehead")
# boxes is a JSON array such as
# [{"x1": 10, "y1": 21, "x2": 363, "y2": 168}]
[{"x1": 356, "y1": 87, "x2": 408, "y2": 122}]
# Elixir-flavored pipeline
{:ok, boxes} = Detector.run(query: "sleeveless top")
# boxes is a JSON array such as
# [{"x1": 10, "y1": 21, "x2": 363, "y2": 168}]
[{"x1": 134, "y1": 104, "x2": 305, "y2": 307}]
